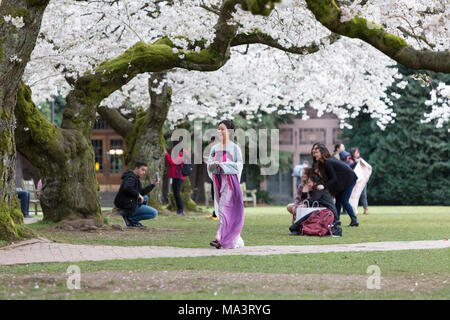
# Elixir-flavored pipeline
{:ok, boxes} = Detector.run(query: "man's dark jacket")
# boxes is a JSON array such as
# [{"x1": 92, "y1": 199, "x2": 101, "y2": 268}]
[{"x1": 114, "y1": 170, "x2": 155, "y2": 216}]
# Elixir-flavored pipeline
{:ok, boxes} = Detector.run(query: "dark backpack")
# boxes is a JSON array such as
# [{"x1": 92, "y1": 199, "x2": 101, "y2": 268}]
[
  {"x1": 181, "y1": 163, "x2": 193, "y2": 176},
  {"x1": 301, "y1": 209, "x2": 335, "y2": 237}
]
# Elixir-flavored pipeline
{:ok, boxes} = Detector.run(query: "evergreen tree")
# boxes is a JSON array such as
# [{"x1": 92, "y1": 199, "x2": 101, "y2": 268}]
[{"x1": 343, "y1": 66, "x2": 449, "y2": 205}]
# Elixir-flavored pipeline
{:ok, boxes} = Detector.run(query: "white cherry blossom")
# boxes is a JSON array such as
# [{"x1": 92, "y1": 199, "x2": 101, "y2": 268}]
[{"x1": 22, "y1": 0, "x2": 449, "y2": 129}]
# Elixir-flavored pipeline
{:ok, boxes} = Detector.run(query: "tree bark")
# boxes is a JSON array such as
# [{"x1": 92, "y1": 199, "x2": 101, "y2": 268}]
[
  {"x1": 15, "y1": 82, "x2": 103, "y2": 223},
  {"x1": 0, "y1": 0, "x2": 48, "y2": 241}
]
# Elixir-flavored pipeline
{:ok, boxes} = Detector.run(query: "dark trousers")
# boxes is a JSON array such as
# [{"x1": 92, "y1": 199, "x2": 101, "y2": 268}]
[
  {"x1": 335, "y1": 181, "x2": 357, "y2": 221},
  {"x1": 172, "y1": 178, "x2": 184, "y2": 212},
  {"x1": 360, "y1": 185, "x2": 368, "y2": 209},
  {"x1": 210, "y1": 181, "x2": 216, "y2": 217},
  {"x1": 210, "y1": 181, "x2": 214, "y2": 202},
  {"x1": 128, "y1": 196, "x2": 158, "y2": 223},
  {"x1": 17, "y1": 190, "x2": 30, "y2": 217}
]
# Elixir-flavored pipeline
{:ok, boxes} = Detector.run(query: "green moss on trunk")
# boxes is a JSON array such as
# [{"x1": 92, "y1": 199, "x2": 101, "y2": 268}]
[
  {"x1": 15, "y1": 82, "x2": 103, "y2": 224},
  {"x1": 0, "y1": 198, "x2": 33, "y2": 242},
  {"x1": 305, "y1": 0, "x2": 407, "y2": 57},
  {"x1": 167, "y1": 177, "x2": 200, "y2": 212}
]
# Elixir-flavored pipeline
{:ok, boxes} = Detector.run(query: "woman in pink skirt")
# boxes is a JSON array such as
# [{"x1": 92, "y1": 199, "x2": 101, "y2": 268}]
[{"x1": 207, "y1": 120, "x2": 244, "y2": 249}]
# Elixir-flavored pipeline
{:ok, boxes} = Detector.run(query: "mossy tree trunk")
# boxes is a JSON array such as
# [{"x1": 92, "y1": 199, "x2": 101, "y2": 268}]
[
  {"x1": 98, "y1": 73, "x2": 171, "y2": 210},
  {"x1": 15, "y1": 83, "x2": 103, "y2": 223},
  {"x1": 0, "y1": 0, "x2": 48, "y2": 241}
]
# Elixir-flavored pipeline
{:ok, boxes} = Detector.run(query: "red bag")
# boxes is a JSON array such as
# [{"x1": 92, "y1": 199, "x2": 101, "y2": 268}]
[{"x1": 301, "y1": 209, "x2": 334, "y2": 237}]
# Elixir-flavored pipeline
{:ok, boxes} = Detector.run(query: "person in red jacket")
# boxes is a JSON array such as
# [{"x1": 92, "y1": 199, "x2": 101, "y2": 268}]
[{"x1": 165, "y1": 141, "x2": 185, "y2": 216}]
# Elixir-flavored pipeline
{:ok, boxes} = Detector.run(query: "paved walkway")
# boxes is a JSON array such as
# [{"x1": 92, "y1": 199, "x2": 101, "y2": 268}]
[{"x1": 0, "y1": 238, "x2": 449, "y2": 266}]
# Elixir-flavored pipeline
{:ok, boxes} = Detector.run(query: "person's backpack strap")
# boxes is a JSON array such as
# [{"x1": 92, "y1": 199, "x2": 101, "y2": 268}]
[{"x1": 289, "y1": 212, "x2": 314, "y2": 232}]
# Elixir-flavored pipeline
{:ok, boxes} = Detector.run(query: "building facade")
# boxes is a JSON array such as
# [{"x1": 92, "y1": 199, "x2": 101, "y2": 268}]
[{"x1": 91, "y1": 119, "x2": 126, "y2": 192}]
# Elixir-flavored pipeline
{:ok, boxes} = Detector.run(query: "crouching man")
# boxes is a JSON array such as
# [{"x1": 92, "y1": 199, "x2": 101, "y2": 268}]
[{"x1": 114, "y1": 161, "x2": 159, "y2": 228}]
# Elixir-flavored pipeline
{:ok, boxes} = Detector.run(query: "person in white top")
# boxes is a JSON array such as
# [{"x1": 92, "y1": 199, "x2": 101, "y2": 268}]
[{"x1": 207, "y1": 120, "x2": 244, "y2": 249}]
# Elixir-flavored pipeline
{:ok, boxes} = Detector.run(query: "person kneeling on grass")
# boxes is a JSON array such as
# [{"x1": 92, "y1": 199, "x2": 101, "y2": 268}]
[
  {"x1": 290, "y1": 172, "x2": 342, "y2": 237},
  {"x1": 114, "y1": 161, "x2": 159, "y2": 228}
]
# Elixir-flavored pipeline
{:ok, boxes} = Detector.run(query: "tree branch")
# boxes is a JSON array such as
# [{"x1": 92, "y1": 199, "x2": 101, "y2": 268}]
[
  {"x1": 231, "y1": 31, "x2": 341, "y2": 54},
  {"x1": 60, "y1": 0, "x2": 282, "y2": 134},
  {"x1": 397, "y1": 26, "x2": 435, "y2": 50},
  {"x1": 305, "y1": 0, "x2": 450, "y2": 73},
  {"x1": 97, "y1": 105, "x2": 134, "y2": 137}
]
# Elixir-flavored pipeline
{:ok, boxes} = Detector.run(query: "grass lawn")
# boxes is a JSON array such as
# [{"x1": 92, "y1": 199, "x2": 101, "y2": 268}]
[
  {"x1": 25, "y1": 205, "x2": 450, "y2": 247},
  {"x1": 0, "y1": 249, "x2": 448, "y2": 300},
  {"x1": 1, "y1": 205, "x2": 449, "y2": 300}
]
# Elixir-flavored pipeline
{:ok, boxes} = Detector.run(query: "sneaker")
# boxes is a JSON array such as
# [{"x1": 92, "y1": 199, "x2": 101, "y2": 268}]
[
  {"x1": 23, "y1": 215, "x2": 33, "y2": 219},
  {"x1": 121, "y1": 215, "x2": 133, "y2": 227},
  {"x1": 212, "y1": 217, "x2": 219, "y2": 221},
  {"x1": 177, "y1": 211, "x2": 185, "y2": 216},
  {"x1": 205, "y1": 215, "x2": 214, "y2": 219},
  {"x1": 131, "y1": 222, "x2": 146, "y2": 229}
]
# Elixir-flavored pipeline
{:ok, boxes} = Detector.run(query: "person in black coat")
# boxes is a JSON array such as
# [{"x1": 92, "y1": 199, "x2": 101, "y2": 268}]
[
  {"x1": 312, "y1": 143, "x2": 359, "y2": 227},
  {"x1": 114, "y1": 161, "x2": 159, "y2": 227},
  {"x1": 306, "y1": 172, "x2": 342, "y2": 236},
  {"x1": 289, "y1": 172, "x2": 342, "y2": 237},
  {"x1": 306, "y1": 173, "x2": 338, "y2": 220}
]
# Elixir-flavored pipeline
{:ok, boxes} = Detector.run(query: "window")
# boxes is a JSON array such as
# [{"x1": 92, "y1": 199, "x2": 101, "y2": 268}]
[
  {"x1": 92, "y1": 140, "x2": 103, "y2": 172},
  {"x1": 110, "y1": 139, "x2": 124, "y2": 174},
  {"x1": 299, "y1": 128, "x2": 326, "y2": 144},
  {"x1": 267, "y1": 169, "x2": 292, "y2": 195},
  {"x1": 267, "y1": 153, "x2": 293, "y2": 196},
  {"x1": 93, "y1": 119, "x2": 111, "y2": 130},
  {"x1": 279, "y1": 128, "x2": 293, "y2": 145}
]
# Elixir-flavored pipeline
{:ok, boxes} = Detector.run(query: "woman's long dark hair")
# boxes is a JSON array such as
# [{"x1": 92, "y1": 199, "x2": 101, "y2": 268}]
[
  {"x1": 350, "y1": 147, "x2": 359, "y2": 161},
  {"x1": 171, "y1": 138, "x2": 183, "y2": 154},
  {"x1": 314, "y1": 143, "x2": 331, "y2": 181},
  {"x1": 300, "y1": 167, "x2": 315, "y2": 186},
  {"x1": 310, "y1": 142, "x2": 320, "y2": 173},
  {"x1": 308, "y1": 173, "x2": 325, "y2": 191}
]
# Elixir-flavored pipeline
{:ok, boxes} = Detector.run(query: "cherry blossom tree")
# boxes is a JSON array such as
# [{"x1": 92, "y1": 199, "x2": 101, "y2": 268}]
[
  {"x1": 2, "y1": 0, "x2": 448, "y2": 233},
  {"x1": 25, "y1": 0, "x2": 449, "y2": 128},
  {"x1": 14, "y1": 0, "x2": 290, "y2": 224}
]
